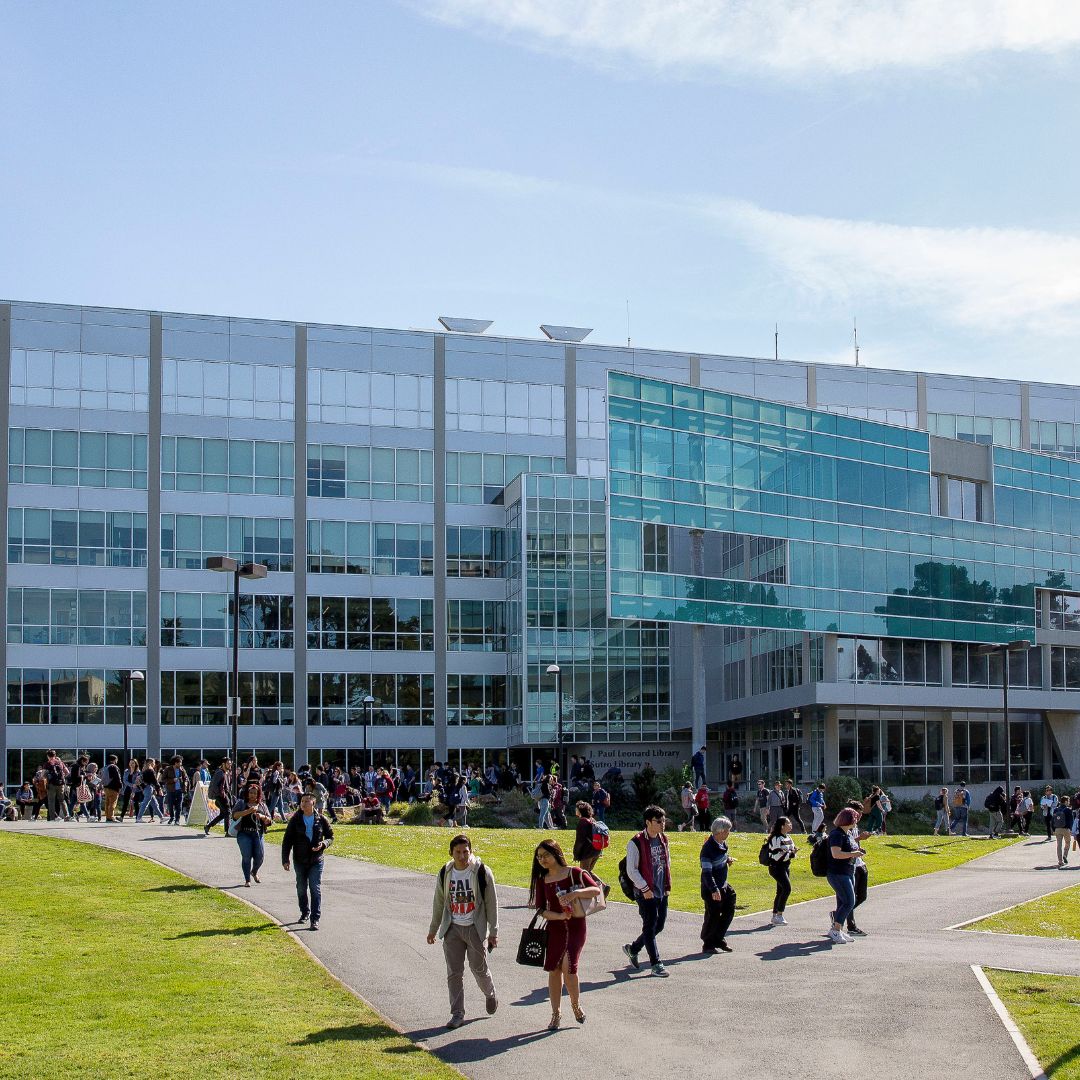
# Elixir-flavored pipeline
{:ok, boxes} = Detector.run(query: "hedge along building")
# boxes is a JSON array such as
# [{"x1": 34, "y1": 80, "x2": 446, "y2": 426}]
[{"x1": 1, "y1": 298, "x2": 1078, "y2": 793}]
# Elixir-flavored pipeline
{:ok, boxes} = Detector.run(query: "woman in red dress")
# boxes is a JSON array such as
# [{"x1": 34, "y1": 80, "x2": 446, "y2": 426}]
[{"x1": 529, "y1": 838, "x2": 601, "y2": 1030}]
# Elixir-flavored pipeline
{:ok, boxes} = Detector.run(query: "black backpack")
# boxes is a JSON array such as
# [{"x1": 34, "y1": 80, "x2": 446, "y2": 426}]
[
  {"x1": 1052, "y1": 804, "x2": 1074, "y2": 831},
  {"x1": 809, "y1": 834, "x2": 830, "y2": 878},
  {"x1": 616, "y1": 856, "x2": 636, "y2": 900},
  {"x1": 983, "y1": 793, "x2": 996, "y2": 810},
  {"x1": 758, "y1": 840, "x2": 772, "y2": 866},
  {"x1": 439, "y1": 860, "x2": 488, "y2": 901}
]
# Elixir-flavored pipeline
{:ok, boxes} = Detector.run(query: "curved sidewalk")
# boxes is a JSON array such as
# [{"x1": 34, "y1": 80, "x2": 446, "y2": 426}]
[{"x1": 11, "y1": 821, "x2": 1080, "y2": 1080}]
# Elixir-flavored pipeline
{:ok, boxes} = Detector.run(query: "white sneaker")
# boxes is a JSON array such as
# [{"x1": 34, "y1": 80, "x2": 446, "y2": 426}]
[
  {"x1": 828, "y1": 928, "x2": 851, "y2": 944},
  {"x1": 771, "y1": 913, "x2": 788, "y2": 926}
]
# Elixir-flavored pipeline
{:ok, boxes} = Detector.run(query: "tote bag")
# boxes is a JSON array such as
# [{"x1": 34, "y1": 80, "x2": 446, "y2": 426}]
[
  {"x1": 515, "y1": 912, "x2": 548, "y2": 967},
  {"x1": 569, "y1": 867, "x2": 607, "y2": 917}
]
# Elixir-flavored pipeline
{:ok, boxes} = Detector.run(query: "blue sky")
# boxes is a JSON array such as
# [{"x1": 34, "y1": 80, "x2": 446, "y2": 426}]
[{"x1": 2, "y1": 1, "x2": 1080, "y2": 380}]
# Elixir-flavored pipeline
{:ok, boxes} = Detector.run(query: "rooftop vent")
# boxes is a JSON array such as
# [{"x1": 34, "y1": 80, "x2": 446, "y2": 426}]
[
  {"x1": 540, "y1": 324, "x2": 593, "y2": 343},
  {"x1": 438, "y1": 317, "x2": 493, "y2": 334}
]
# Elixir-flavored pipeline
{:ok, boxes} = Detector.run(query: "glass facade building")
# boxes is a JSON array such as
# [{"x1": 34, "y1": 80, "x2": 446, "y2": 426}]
[{"x1": 3, "y1": 299, "x2": 1080, "y2": 792}]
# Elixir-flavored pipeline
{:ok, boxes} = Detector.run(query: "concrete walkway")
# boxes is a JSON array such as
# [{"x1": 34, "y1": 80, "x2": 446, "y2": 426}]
[{"x1": 11, "y1": 821, "x2": 1080, "y2": 1079}]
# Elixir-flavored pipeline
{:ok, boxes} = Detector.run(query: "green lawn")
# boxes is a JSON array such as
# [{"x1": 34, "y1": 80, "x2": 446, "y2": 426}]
[
  {"x1": 0, "y1": 833, "x2": 461, "y2": 1080},
  {"x1": 967, "y1": 883, "x2": 1080, "y2": 940},
  {"x1": 985, "y1": 969, "x2": 1080, "y2": 1078},
  {"x1": 258, "y1": 823, "x2": 1013, "y2": 915}
]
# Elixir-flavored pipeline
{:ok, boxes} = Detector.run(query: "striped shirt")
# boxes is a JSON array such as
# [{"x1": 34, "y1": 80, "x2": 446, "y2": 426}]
[{"x1": 699, "y1": 836, "x2": 729, "y2": 892}]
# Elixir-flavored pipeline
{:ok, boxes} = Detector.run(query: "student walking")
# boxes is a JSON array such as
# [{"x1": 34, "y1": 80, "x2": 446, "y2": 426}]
[
  {"x1": 691, "y1": 745, "x2": 707, "y2": 789},
  {"x1": 826, "y1": 808, "x2": 866, "y2": 944},
  {"x1": 1020, "y1": 791, "x2": 1034, "y2": 836},
  {"x1": 721, "y1": 781, "x2": 740, "y2": 829},
  {"x1": 622, "y1": 805, "x2": 672, "y2": 977},
  {"x1": 163, "y1": 755, "x2": 188, "y2": 825},
  {"x1": 951, "y1": 782, "x2": 971, "y2": 836},
  {"x1": 808, "y1": 783, "x2": 827, "y2": 832},
  {"x1": 427, "y1": 834, "x2": 499, "y2": 1030},
  {"x1": 984, "y1": 786, "x2": 1008, "y2": 838},
  {"x1": 590, "y1": 780, "x2": 610, "y2": 823},
  {"x1": 1052, "y1": 800, "x2": 1074, "y2": 868},
  {"x1": 573, "y1": 801, "x2": 604, "y2": 873},
  {"x1": 784, "y1": 781, "x2": 805, "y2": 833},
  {"x1": 754, "y1": 779, "x2": 769, "y2": 828},
  {"x1": 1041, "y1": 786, "x2": 1059, "y2": 841},
  {"x1": 767, "y1": 815, "x2": 797, "y2": 925},
  {"x1": 843, "y1": 800, "x2": 870, "y2": 937},
  {"x1": 531, "y1": 838, "x2": 600, "y2": 1029},
  {"x1": 233, "y1": 780, "x2": 271, "y2": 886},
  {"x1": 281, "y1": 790, "x2": 334, "y2": 930},
  {"x1": 695, "y1": 784, "x2": 711, "y2": 833},
  {"x1": 679, "y1": 782, "x2": 696, "y2": 831},
  {"x1": 933, "y1": 787, "x2": 951, "y2": 835},
  {"x1": 204, "y1": 759, "x2": 234, "y2": 835},
  {"x1": 102, "y1": 755, "x2": 123, "y2": 822},
  {"x1": 44, "y1": 750, "x2": 69, "y2": 821},
  {"x1": 264, "y1": 762, "x2": 289, "y2": 823},
  {"x1": 117, "y1": 759, "x2": 140, "y2": 820},
  {"x1": 136, "y1": 759, "x2": 164, "y2": 822},
  {"x1": 536, "y1": 774, "x2": 555, "y2": 830},
  {"x1": 767, "y1": 781, "x2": 786, "y2": 829},
  {"x1": 699, "y1": 816, "x2": 736, "y2": 953}
]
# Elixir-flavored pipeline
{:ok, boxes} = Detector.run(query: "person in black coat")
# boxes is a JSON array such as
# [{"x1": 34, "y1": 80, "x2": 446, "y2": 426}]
[{"x1": 281, "y1": 791, "x2": 334, "y2": 930}]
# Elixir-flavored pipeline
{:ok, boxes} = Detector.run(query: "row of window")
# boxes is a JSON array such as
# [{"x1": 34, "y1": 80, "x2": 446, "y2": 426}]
[
  {"x1": 445, "y1": 378, "x2": 563, "y2": 437},
  {"x1": 160, "y1": 671, "x2": 294, "y2": 725},
  {"x1": 308, "y1": 369, "x2": 434, "y2": 429},
  {"x1": 11, "y1": 349, "x2": 149, "y2": 412},
  {"x1": 8, "y1": 508, "x2": 148, "y2": 568},
  {"x1": 161, "y1": 437, "x2": 294, "y2": 496},
  {"x1": 306, "y1": 520, "x2": 433, "y2": 576},
  {"x1": 161, "y1": 593, "x2": 293, "y2": 649},
  {"x1": 446, "y1": 453, "x2": 565, "y2": 505},
  {"x1": 308, "y1": 673, "x2": 506, "y2": 725},
  {"x1": 838, "y1": 637, "x2": 1044, "y2": 688},
  {"x1": 162, "y1": 358, "x2": 294, "y2": 420},
  {"x1": 307, "y1": 444, "x2": 433, "y2": 502},
  {"x1": 7, "y1": 668, "x2": 147, "y2": 725},
  {"x1": 9, "y1": 429, "x2": 148, "y2": 489},
  {"x1": 305, "y1": 597, "x2": 434, "y2": 652},
  {"x1": 7, "y1": 589, "x2": 147, "y2": 646},
  {"x1": 161, "y1": 514, "x2": 294, "y2": 572}
]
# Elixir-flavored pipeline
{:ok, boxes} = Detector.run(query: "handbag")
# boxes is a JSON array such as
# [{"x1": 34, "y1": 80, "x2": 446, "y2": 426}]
[
  {"x1": 569, "y1": 867, "x2": 607, "y2": 917},
  {"x1": 515, "y1": 912, "x2": 548, "y2": 967},
  {"x1": 227, "y1": 816, "x2": 241, "y2": 837}
]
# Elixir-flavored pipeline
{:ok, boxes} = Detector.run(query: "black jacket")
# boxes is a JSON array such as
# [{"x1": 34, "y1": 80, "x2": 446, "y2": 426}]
[{"x1": 281, "y1": 811, "x2": 334, "y2": 869}]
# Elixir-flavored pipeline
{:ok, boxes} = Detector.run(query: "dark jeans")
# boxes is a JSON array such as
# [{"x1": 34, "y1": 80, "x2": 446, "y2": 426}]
[
  {"x1": 700, "y1": 884, "x2": 736, "y2": 947},
  {"x1": 118, "y1": 788, "x2": 137, "y2": 819},
  {"x1": 206, "y1": 802, "x2": 232, "y2": 832},
  {"x1": 1045, "y1": 812, "x2": 1054, "y2": 840},
  {"x1": 769, "y1": 862, "x2": 792, "y2": 913},
  {"x1": 849, "y1": 865, "x2": 868, "y2": 928},
  {"x1": 236, "y1": 830, "x2": 265, "y2": 883},
  {"x1": 294, "y1": 860, "x2": 324, "y2": 921},
  {"x1": 827, "y1": 871, "x2": 856, "y2": 927},
  {"x1": 631, "y1": 894, "x2": 669, "y2": 964},
  {"x1": 166, "y1": 790, "x2": 184, "y2": 824}
]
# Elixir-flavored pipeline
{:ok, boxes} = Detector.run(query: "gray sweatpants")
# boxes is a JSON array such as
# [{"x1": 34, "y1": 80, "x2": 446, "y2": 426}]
[{"x1": 442, "y1": 922, "x2": 495, "y2": 1022}]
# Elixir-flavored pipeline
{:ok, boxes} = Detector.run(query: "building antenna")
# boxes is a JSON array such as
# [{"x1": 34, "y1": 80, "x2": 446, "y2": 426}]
[
  {"x1": 774, "y1": 323, "x2": 779, "y2": 361},
  {"x1": 853, "y1": 317, "x2": 860, "y2": 367},
  {"x1": 626, "y1": 300, "x2": 631, "y2": 348}
]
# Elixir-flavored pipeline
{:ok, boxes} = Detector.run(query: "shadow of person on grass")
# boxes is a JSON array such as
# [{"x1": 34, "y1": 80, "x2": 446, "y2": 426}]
[
  {"x1": 169, "y1": 924, "x2": 276, "y2": 939},
  {"x1": 295, "y1": 1023, "x2": 425, "y2": 1051},
  {"x1": 147, "y1": 883, "x2": 203, "y2": 893}
]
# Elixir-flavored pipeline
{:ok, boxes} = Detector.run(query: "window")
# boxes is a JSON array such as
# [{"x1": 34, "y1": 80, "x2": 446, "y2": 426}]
[
  {"x1": 447, "y1": 379, "x2": 563, "y2": 436},
  {"x1": 837, "y1": 638, "x2": 942, "y2": 686},
  {"x1": 1046, "y1": 592, "x2": 1080, "y2": 632},
  {"x1": 836, "y1": 710, "x2": 945, "y2": 785},
  {"x1": 8, "y1": 508, "x2": 147, "y2": 568},
  {"x1": 6, "y1": 668, "x2": 147, "y2": 725},
  {"x1": 928, "y1": 413, "x2": 1020, "y2": 448},
  {"x1": 1030, "y1": 420, "x2": 1080, "y2": 459},
  {"x1": 161, "y1": 593, "x2": 294, "y2": 648},
  {"x1": 576, "y1": 386, "x2": 607, "y2": 442},
  {"x1": 160, "y1": 670, "x2": 293, "y2": 725},
  {"x1": 307, "y1": 521, "x2": 433, "y2": 575},
  {"x1": 447, "y1": 601, "x2": 508, "y2": 651},
  {"x1": 306, "y1": 672, "x2": 434, "y2": 726},
  {"x1": 307, "y1": 444, "x2": 434, "y2": 502},
  {"x1": 930, "y1": 474, "x2": 984, "y2": 521},
  {"x1": 163, "y1": 358, "x2": 294, "y2": 420},
  {"x1": 161, "y1": 437, "x2": 293, "y2": 495},
  {"x1": 160, "y1": 515, "x2": 294, "y2": 572},
  {"x1": 446, "y1": 453, "x2": 566, "y2": 504},
  {"x1": 952, "y1": 643, "x2": 1041, "y2": 689},
  {"x1": 308, "y1": 369, "x2": 433, "y2": 428},
  {"x1": 306, "y1": 597, "x2": 434, "y2": 651},
  {"x1": 446, "y1": 527, "x2": 505, "y2": 578},
  {"x1": 1050, "y1": 646, "x2": 1080, "y2": 689},
  {"x1": 9, "y1": 429, "x2": 148, "y2": 489},
  {"x1": 7, "y1": 589, "x2": 147, "y2": 646},
  {"x1": 951, "y1": 712, "x2": 1044, "y2": 782},
  {"x1": 447, "y1": 674, "x2": 507, "y2": 725},
  {"x1": 10, "y1": 349, "x2": 149, "y2": 412}
]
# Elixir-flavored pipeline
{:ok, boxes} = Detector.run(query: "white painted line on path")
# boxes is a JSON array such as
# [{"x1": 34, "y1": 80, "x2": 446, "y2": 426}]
[{"x1": 970, "y1": 964, "x2": 1047, "y2": 1080}]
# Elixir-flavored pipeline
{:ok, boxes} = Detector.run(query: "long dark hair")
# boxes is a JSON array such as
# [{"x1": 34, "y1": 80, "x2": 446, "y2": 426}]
[
  {"x1": 529, "y1": 838, "x2": 567, "y2": 905},
  {"x1": 769, "y1": 815, "x2": 791, "y2": 839}
]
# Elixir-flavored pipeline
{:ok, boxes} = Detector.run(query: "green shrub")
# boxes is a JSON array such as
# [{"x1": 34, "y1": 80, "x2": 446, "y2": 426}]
[
  {"x1": 387, "y1": 801, "x2": 410, "y2": 819},
  {"x1": 400, "y1": 801, "x2": 434, "y2": 826},
  {"x1": 495, "y1": 788, "x2": 537, "y2": 827},
  {"x1": 825, "y1": 775, "x2": 863, "y2": 812},
  {"x1": 631, "y1": 765, "x2": 660, "y2": 808}
]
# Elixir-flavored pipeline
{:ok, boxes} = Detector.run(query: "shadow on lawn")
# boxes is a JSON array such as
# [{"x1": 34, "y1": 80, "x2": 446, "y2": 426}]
[
  {"x1": 296, "y1": 1023, "x2": 424, "y2": 1051},
  {"x1": 147, "y1": 883, "x2": 203, "y2": 894},
  {"x1": 1045, "y1": 1043, "x2": 1080, "y2": 1076},
  {"x1": 169, "y1": 924, "x2": 277, "y2": 939}
]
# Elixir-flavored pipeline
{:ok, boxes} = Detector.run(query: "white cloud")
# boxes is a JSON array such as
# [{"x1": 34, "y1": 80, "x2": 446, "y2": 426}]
[
  {"x1": 414, "y1": 0, "x2": 1080, "y2": 77},
  {"x1": 705, "y1": 198, "x2": 1080, "y2": 335}
]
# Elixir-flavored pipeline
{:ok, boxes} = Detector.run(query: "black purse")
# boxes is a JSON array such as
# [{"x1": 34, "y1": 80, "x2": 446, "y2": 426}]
[{"x1": 516, "y1": 911, "x2": 548, "y2": 967}]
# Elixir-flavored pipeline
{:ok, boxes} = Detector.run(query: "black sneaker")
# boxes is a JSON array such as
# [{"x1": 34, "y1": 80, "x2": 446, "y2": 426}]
[
  {"x1": 310, "y1": 920, "x2": 319, "y2": 931},
  {"x1": 847, "y1": 924, "x2": 867, "y2": 937},
  {"x1": 298, "y1": 913, "x2": 309, "y2": 923},
  {"x1": 717, "y1": 940, "x2": 733, "y2": 953},
  {"x1": 701, "y1": 945, "x2": 718, "y2": 955},
  {"x1": 622, "y1": 943, "x2": 641, "y2": 971}
]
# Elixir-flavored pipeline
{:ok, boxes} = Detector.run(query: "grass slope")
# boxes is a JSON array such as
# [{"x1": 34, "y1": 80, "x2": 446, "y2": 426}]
[
  {"x1": 967, "y1": 882, "x2": 1080, "y2": 940},
  {"x1": 985, "y1": 969, "x2": 1080, "y2": 1078},
  {"x1": 259, "y1": 824, "x2": 1012, "y2": 915},
  {"x1": 0, "y1": 833, "x2": 460, "y2": 1080}
]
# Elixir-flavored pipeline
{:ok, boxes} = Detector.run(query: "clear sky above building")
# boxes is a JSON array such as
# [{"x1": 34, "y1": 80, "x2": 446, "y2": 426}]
[{"x1": 2, "y1": 1, "x2": 1079, "y2": 380}]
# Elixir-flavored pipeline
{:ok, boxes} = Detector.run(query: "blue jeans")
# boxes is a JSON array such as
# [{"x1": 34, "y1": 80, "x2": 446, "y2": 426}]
[
  {"x1": 294, "y1": 860, "x2": 324, "y2": 921},
  {"x1": 236, "y1": 830, "x2": 265, "y2": 883},
  {"x1": 137, "y1": 788, "x2": 163, "y2": 821},
  {"x1": 827, "y1": 872, "x2": 856, "y2": 927},
  {"x1": 267, "y1": 792, "x2": 288, "y2": 821},
  {"x1": 537, "y1": 798, "x2": 552, "y2": 828},
  {"x1": 166, "y1": 790, "x2": 184, "y2": 824},
  {"x1": 631, "y1": 894, "x2": 669, "y2": 964},
  {"x1": 953, "y1": 806, "x2": 969, "y2": 836}
]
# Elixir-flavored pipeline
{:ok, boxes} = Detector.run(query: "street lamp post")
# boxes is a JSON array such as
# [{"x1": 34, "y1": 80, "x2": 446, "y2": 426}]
[
  {"x1": 362, "y1": 695, "x2": 376, "y2": 770},
  {"x1": 206, "y1": 557, "x2": 268, "y2": 773},
  {"x1": 546, "y1": 664, "x2": 564, "y2": 778},
  {"x1": 121, "y1": 669, "x2": 145, "y2": 763},
  {"x1": 976, "y1": 639, "x2": 1032, "y2": 794}
]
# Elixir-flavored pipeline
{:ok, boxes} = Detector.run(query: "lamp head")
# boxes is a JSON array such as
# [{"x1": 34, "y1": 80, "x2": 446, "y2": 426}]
[{"x1": 546, "y1": 664, "x2": 561, "y2": 675}]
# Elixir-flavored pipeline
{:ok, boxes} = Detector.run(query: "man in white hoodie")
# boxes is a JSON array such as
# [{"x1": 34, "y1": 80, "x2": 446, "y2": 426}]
[{"x1": 427, "y1": 834, "x2": 499, "y2": 1029}]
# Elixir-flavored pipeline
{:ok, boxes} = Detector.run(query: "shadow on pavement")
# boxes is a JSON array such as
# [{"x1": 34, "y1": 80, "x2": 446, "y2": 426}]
[
  {"x1": 135, "y1": 834, "x2": 204, "y2": 842},
  {"x1": 415, "y1": 1028, "x2": 556, "y2": 1061},
  {"x1": 169, "y1": 924, "x2": 277, "y2": 939},
  {"x1": 756, "y1": 939, "x2": 834, "y2": 961}
]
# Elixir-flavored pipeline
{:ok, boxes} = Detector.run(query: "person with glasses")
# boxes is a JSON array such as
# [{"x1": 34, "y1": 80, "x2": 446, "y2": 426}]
[{"x1": 622, "y1": 805, "x2": 672, "y2": 978}]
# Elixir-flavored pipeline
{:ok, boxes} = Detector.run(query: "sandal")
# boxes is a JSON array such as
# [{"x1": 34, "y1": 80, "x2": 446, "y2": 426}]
[
  {"x1": 547, "y1": 1010, "x2": 561, "y2": 1031},
  {"x1": 572, "y1": 1003, "x2": 585, "y2": 1024}
]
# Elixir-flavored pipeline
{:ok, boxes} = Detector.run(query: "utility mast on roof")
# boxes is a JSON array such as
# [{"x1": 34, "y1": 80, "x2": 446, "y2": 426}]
[{"x1": 853, "y1": 318, "x2": 860, "y2": 367}]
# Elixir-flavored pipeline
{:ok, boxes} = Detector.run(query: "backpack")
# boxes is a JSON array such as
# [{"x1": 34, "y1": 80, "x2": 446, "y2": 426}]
[
  {"x1": 722, "y1": 787, "x2": 738, "y2": 810},
  {"x1": 809, "y1": 835, "x2": 830, "y2": 878},
  {"x1": 1052, "y1": 804, "x2": 1074, "y2": 830},
  {"x1": 47, "y1": 761, "x2": 66, "y2": 785},
  {"x1": 983, "y1": 793, "x2": 996, "y2": 810},
  {"x1": 758, "y1": 840, "x2": 772, "y2": 866},
  {"x1": 616, "y1": 856, "x2": 636, "y2": 900},
  {"x1": 438, "y1": 860, "x2": 488, "y2": 902},
  {"x1": 590, "y1": 820, "x2": 610, "y2": 850},
  {"x1": 879, "y1": 794, "x2": 891, "y2": 814}
]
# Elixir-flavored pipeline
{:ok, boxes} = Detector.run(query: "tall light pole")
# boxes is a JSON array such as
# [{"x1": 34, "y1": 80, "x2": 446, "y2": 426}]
[
  {"x1": 121, "y1": 669, "x2": 144, "y2": 763},
  {"x1": 206, "y1": 557, "x2": 267, "y2": 773},
  {"x1": 546, "y1": 664, "x2": 564, "y2": 779},
  {"x1": 976, "y1": 639, "x2": 1032, "y2": 794},
  {"x1": 363, "y1": 694, "x2": 376, "y2": 770}
]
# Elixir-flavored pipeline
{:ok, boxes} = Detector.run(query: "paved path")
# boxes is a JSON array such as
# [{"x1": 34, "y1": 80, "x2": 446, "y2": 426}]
[{"x1": 12, "y1": 821, "x2": 1080, "y2": 1079}]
